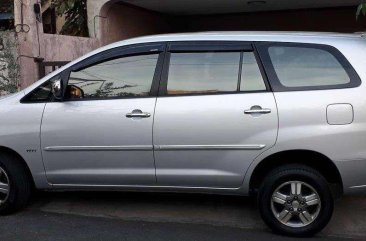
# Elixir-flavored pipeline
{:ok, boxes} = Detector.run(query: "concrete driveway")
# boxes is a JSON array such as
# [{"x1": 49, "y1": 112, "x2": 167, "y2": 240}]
[{"x1": 1, "y1": 192, "x2": 366, "y2": 240}]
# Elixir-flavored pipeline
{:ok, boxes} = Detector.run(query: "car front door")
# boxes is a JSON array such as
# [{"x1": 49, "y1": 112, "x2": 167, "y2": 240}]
[
  {"x1": 40, "y1": 43, "x2": 165, "y2": 186},
  {"x1": 153, "y1": 42, "x2": 278, "y2": 188}
]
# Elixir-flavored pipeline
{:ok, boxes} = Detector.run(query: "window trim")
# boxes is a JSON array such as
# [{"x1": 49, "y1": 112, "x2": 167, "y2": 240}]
[
  {"x1": 71, "y1": 43, "x2": 165, "y2": 72},
  {"x1": 255, "y1": 42, "x2": 361, "y2": 92},
  {"x1": 242, "y1": 48, "x2": 272, "y2": 92},
  {"x1": 21, "y1": 42, "x2": 166, "y2": 103},
  {"x1": 63, "y1": 53, "x2": 164, "y2": 102},
  {"x1": 168, "y1": 41, "x2": 253, "y2": 52},
  {"x1": 158, "y1": 41, "x2": 270, "y2": 97},
  {"x1": 63, "y1": 43, "x2": 166, "y2": 102}
]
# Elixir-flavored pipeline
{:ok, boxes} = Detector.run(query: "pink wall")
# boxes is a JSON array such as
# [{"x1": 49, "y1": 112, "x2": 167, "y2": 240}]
[
  {"x1": 42, "y1": 34, "x2": 100, "y2": 62},
  {"x1": 15, "y1": 0, "x2": 44, "y2": 88},
  {"x1": 40, "y1": 34, "x2": 101, "y2": 77},
  {"x1": 19, "y1": 33, "x2": 100, "y2": 88}
]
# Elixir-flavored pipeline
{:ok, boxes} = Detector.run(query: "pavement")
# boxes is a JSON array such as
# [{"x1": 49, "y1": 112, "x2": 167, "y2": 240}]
[{"x1": 0, "y1": 191, "x2": 366, "y2": 240}]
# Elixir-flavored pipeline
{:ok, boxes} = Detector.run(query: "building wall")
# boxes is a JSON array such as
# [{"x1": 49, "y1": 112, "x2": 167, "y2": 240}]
[
  {"x1": 42, "y1": 33, "x2": 100, "y2": 61},
  {"x1": 41, "y1": 0, "x2": 66, "y2": 34},
  {"x1": 93, "y1": 2, "x2": 366, "y2": 45},
  {"x1": 178, "y1": 7, "x2": 366, "y2": 33},
  {"x1": 14, "y1": 0, "x2": 101, "y2": 88},
  {"x1": 99, "y1": 3, "x2": 172, "y2": 45},
  {"x1": 42, "y1": 34, "x2": 100, "y2": 75}
]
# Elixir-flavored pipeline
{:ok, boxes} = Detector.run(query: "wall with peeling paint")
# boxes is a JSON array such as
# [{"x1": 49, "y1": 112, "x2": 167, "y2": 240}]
[{"x1": 0, "y1": 31, "x2": 19, "y2": 95}]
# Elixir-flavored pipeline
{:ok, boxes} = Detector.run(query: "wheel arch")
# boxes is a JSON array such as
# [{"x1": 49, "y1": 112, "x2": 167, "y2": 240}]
[
  {"x1": 0, "y1": 146, "x2": 35, "y2": 189},
  {"x1": 249, "y1": 149, "x2": 343, "y2": 197}
]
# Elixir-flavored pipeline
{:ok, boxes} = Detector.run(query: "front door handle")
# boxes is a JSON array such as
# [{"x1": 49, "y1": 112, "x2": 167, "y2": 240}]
[
  {"x1": 244, "y1": 106, "x2": 271, "y2": 115},
  {"x1": 126, "y1": 109, "x2": 151, "y2": 118}
]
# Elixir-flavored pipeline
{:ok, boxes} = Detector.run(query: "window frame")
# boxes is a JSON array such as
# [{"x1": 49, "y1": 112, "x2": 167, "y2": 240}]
[
  {"x1": 21, "y1": 42, "x2": 166, "y2": 103},
  {"x1": 20, "y1": 74, "x2": 63, "y2": 104},
  {"x1": 255, "y1": 42, "x2": 361, "y2": 92},
  {"x1": 158, "y1": 41, "x2": 271, "y2": 97}
]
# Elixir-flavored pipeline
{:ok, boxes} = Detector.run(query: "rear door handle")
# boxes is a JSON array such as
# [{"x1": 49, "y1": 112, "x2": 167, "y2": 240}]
[
  {"x1": 244, "y1": 106, "x2": 271, "y2": 115},
  {"x1": 126, "y1": 109, "x2": 151, "y2": 118}
]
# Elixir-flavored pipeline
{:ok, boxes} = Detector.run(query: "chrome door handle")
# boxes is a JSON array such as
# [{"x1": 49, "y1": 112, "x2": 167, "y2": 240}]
[
  {"x1": 126, "y1": 109, "x2": 151, "y2": 118},
  {"x1": 244, "y1": 109, "x2": 271, "y2": 114},
  {"x1": 244, "y1": 106, "x2": 271, "y2": 115},
  {"x1": 126, "y1": 113, "x2": 151, "y2": 118}
]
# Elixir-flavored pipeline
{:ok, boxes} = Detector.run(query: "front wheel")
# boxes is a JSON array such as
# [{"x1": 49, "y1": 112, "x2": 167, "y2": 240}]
[
  {"x1": 258, "y1": 165, "x2": 334, "y2": 237},
  {"x1": 0, "y1": 153, "x2": 32, "y2": 214}
]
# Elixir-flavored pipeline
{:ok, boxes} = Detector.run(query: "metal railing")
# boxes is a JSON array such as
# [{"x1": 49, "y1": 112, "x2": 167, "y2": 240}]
[{"x1": 35, "y1": 58, "x2": 70, "y2": 78}]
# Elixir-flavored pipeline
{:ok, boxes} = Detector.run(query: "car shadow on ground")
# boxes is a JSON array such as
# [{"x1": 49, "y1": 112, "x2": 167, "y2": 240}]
[
  {"x1": 28, "y1": 190, "x2": 366, "y2": 239},
  {"x1": 30, "y1": 191, "x2": 262, "y2": 228}
]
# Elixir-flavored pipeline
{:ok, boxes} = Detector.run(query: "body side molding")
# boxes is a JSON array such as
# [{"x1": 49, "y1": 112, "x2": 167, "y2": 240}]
[{"x1": 44, "y1": 144, "x2": 266, "y2": 152}]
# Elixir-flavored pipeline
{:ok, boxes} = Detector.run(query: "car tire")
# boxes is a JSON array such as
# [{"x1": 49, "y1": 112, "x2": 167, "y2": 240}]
[
  {"x1": 258, "y1": 164, "x2": 334, "y2": 237},
  {"x1": 0, "y1": 152, "x2": 32, "y2": 214}
]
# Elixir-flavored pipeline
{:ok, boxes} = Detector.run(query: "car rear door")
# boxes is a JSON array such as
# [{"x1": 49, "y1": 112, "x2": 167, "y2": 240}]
[
  {"x1": 41, "y1": 43, "x2": 165, "y2": 186},
  {"x1": 153, "y1": 42, "x2": 278, "y2": 188}
]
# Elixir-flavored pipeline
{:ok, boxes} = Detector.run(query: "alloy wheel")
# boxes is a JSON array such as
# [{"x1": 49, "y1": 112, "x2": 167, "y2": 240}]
[
  {"x1": 0, "y1": 167, "x2": 10, "y2": 205},
  {"x1": 270, "y1": 181, "x2": 321, "y2": 228}
]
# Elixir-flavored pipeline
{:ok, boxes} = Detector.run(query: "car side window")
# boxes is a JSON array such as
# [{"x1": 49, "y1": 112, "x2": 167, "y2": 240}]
[
  {"x1": 65, "y1": 54, "x2": 159, "y2": 100},
  {"x1": 167, "y1": 52, "x2": 241, "y2": 95},
  {"x1": 240, "y1": 52, "x2": 267, "y2": 92},
  {"x1": 267, "y1": 46, "x2": 350, "y2": 88},
  {"x1": 21, "y1": 75, "x2": 61, "y2": 103}
]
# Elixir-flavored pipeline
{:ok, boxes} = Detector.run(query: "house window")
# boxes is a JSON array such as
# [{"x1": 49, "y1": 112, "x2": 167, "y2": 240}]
[{"x1": 42, "y1": 7, "x2": 57, "y2": 34}]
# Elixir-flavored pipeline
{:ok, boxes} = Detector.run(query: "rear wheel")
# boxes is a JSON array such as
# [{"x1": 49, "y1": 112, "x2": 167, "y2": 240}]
[
  {"x1": 258, "y1": 165, "x2": 334, "y2": 237},
  {"x1": 0, "y1": 153, "x2": 32, "y2": 214}
]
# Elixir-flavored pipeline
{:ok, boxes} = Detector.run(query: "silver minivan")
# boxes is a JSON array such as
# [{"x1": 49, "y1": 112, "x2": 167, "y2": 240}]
[{"x1": 1, "y1": 32, "x2": 366, "y2": 236}]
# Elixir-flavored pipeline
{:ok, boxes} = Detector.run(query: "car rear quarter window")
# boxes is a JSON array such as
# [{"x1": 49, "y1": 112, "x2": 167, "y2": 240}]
[
  {"x1": 257, "y1": 43, "x2": 361, "y2": 91},
  {"x1": 268, "y1": 46, "x2": 350, "y2": 87}
]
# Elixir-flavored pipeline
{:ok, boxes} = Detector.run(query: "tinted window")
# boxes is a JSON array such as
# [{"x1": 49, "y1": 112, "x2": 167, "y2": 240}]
[
  {"x1": 167, "y1": 52, "x2": 241, "y2": 95},
  {"x1": 66, "y1": 54, "x2": 159, "y2": 100},
  {"x1": 240, "y1": 52, "x2": 266, "y2": 91},
  {"x1": 22, "y1": 75, "x2": 61, "y2": 102},
  {"x1": 268, "y1": 46, "x2": 350, "y2": 88}
]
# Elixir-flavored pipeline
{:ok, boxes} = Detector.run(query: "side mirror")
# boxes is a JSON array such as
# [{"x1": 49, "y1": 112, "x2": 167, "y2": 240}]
[{"x1": 51, "y1": 79, "x2": 63, "y2": 100}]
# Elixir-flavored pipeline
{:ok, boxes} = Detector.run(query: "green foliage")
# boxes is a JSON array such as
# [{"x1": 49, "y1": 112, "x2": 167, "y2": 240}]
[
  {"x1": 51, "y1": 0, "x2": 89, "y2": 37},
  {"x1": 357, "y1": 3, "x2": 366, "y2": 19}
]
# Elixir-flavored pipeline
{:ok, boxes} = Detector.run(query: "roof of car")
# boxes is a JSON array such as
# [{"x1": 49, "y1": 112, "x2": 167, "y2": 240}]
[{"x1": 135, "y1": 31, "x2": 363, "y2": 39}]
